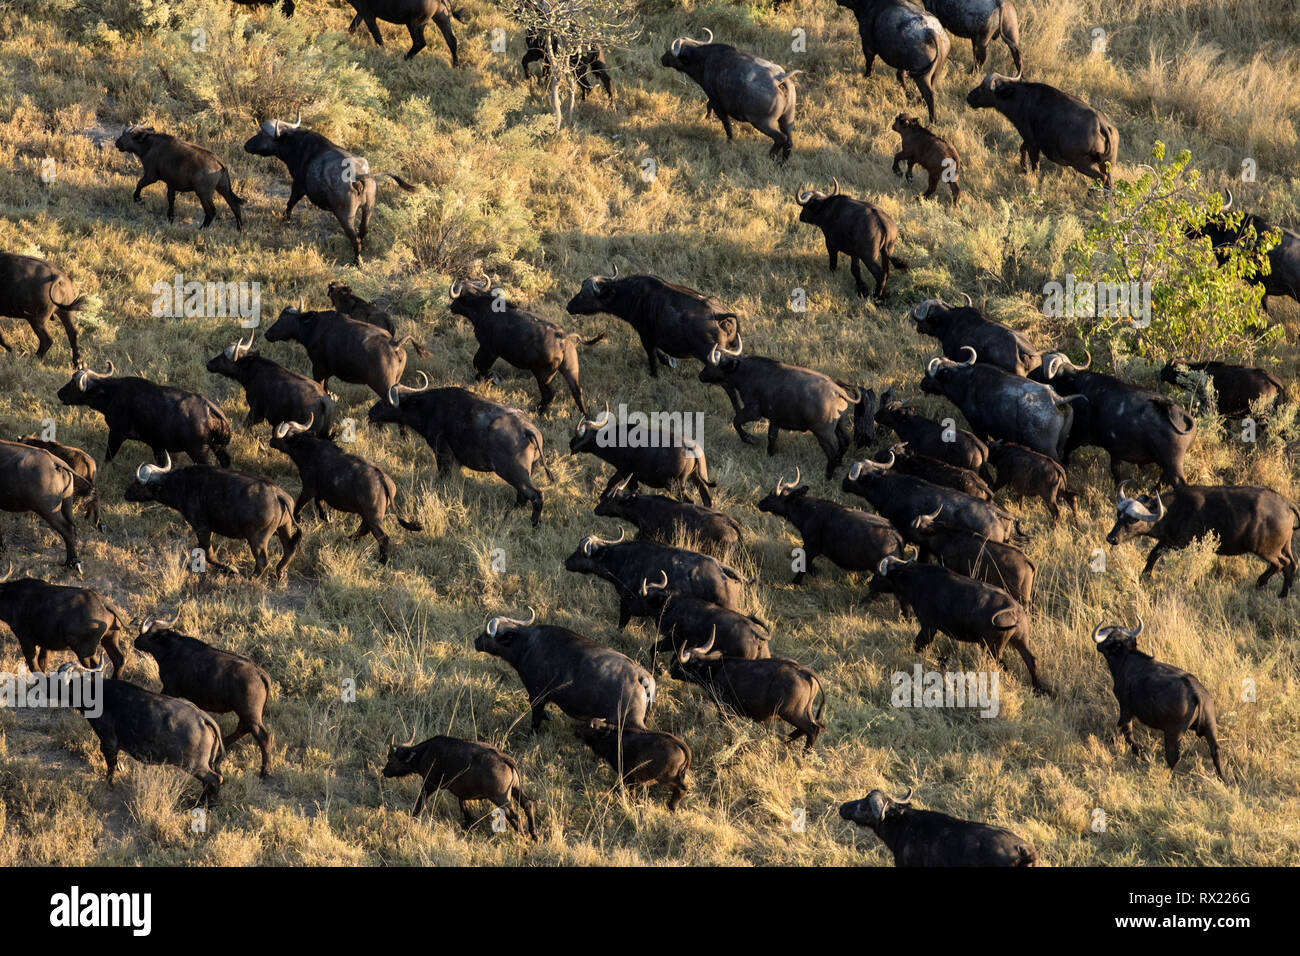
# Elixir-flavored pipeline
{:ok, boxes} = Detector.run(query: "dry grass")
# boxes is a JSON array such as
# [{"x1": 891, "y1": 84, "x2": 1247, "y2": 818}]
[{"x1": 1, "y1": 0, "x2": 1299, "y2": 865}]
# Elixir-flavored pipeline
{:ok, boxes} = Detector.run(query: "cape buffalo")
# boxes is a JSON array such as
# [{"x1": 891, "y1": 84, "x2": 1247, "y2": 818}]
[
  {"x1": 922, "y1": 0, "x2": 1021, "y2": 73},
  {"x1": 660, "y1": 29, "x2": 799, "y2": 160},
  {"x1": 243, "y1": 117, "x2": 416, "y2": 263},
  {"x1": 796, "y1": 180, "x2": 908, "y2": 299},
  {"x1": 1159, "y1": 359, "x2": 1284, "y2": 421},
  {"x1": 0, "y1": 252, "x2": 84, "y2": 365},
  {"x1": 473, "y1": 608, "x2": 655, "y2": 731},
  {"x1": 0, "y1": 570, "x2": 130, "y2": 674},
  {"x1": 206, "y1": 332, "x2": 336, "y2": 436},
  {"x1": 966, "y1": 72, "x2": 1119, "y2": 187},
  {"x1": 891, "y1": 113, "x2": 961, "y2": 204},
  {"x1": 574, "y1": 719, "x2": 691, "y2": 811},
  {"x1": 1107, "y1": 481, "x2": 1299, "y2": 598},
  {"x1": 910, "y1": 295, "x2": 1042, "y2": 375},
  {"x1": 345, "y1": 0, "x2": 463, "y2": 64},
  {"x1": 13, "y1": 435, "x2": 102, "y2": 531},
  {"x1": 840, "y1": 787, "x2": 1038, "y2": 866},
  {"x1": 570, "y1": 404, "x2": 715, "y2": 506},
  {"x1": 56, "y1": 362, "x2": 233, "y2": 467},
  {"x1": 326, "y1": 281, "x2": 396, "y2": 334},
  {"x1": 381, "y1": 734, "x2": 538, "y2": 836},
  {"x1": 595, "y1": 475, "x2": 742, "y2": 556},
  {"x1": 523, "y1": 30, "x2": 613, "y2": 102},
  {"x1": 115, "y1": 125, "x2": 245, "y2": 230},
  {"x1": 1192, "y1": 190, "x2": 1300, "y2": 309},
  {"x1": 1091, "y1": 619, "x2": 1226, "y2": 781},
  {"x1": 837, "y1": 0, "x2": 950, "y2": 121},
  {"x1": 0, "y1": 440, "x2": 90, "y2": 570},
  {"x1": 565, "y1": 269, "x2": 741, "y2": 377},
  {"x1": 367, "y1": 374, "x2": 552, "y2": 526}
]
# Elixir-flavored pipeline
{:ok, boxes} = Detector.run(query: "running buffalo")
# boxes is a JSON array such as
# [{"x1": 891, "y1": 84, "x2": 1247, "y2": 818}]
[
  {"x1": 565, "y1": 269, "x2": 741, "y2": 377},
  {"x1": 837, "y1": 0, "x2": 950, "y2": 121},
  {"x1": 1107, "y1": 481, "x2": 1299, "y2": 598},
  {"x1": 1091, "y1": 619, "x2": 1226, "y2": 781},
  {"x1": 0, "y1": 252, "x2": 84, "y2": 365},
  {"x1": 966, "y1": 72, "x2": 1119, "y2": 186},
  {"x1": 345, "y1": 1, "x2": 463, "y2": 64},
  {"x1": 574, "y1": 719, "x2": 691, "y2": 811},
  {"x1": 13, "y1": 435, "x2": 102, "y2": 531},
  {"x1": 56, "y1": 362, "x2": 233, "y2": 466},
  {"x1": 449, "y1": 277, "x2": 601, "y2": 415},
  {"x1": 922, "y1": 0, "x2": 1022, "y2": 73},
  {"x1": 0, "y1": 569, "x2": 130, "y2": 674},
  {"x1": 367, "y1": 374, "x2": 552, "y2": 526},
  {"x1": 595, "y1": 475, "x2": 742, "y2": 556},
  {"x1": 570, "y1": 404, "x2": 715, "y2": 506},
  {"x1": 840, "y1": 787, "x2": 1039, "y2": 866},
  {"x1": 115, "y1": 124, "x2": 245, "y2": 229},
  {"x1": 474, "y1": 608, "x2": 656, "y2": 731},
  {"x1": 124, "y1": 455, "x2": 301, "y2": 580},
  {"x1": 910, "y1": 295, "x2": 1042, "y2": 375},
  {"x1": 0, "y1": 439, "x2": 90, "y2": 570},
  {"x1": 135, "y1": 615, "x2": 274, "y2": 777},
  {"x1": 758, "y1": 468, "x2": 906, "y2": 582},
  {"x1": 243, "y1": 117, "x2": 416, "y2": 263},
  {"x1": 206, "y1": 332, "x2": 336, "y2": 436},
  {"x1": 870, "y1": 554, "x2": 1045, "y2": 693},
  {"x1": 796, "y1": 180, "x2": 908, "y2": 299}
]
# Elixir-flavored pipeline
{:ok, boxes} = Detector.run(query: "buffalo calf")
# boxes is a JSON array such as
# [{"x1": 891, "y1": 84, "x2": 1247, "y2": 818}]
[{"x1": 574, "y1": 718, "x2": 691, "y2": 811}]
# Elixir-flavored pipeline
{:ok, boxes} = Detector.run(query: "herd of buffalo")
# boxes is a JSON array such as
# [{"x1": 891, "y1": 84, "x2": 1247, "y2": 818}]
[{"x1": 0, "y1": 0, "x2": 1296, "y2": 865}]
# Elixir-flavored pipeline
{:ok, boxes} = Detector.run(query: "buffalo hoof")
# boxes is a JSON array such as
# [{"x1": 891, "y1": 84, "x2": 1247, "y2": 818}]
[{"x1": 133, "y1": 196, "x2": 143, "y2": 204}]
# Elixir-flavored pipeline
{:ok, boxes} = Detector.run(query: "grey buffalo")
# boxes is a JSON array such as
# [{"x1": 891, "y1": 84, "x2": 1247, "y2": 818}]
[
  {"x1": 966, "y1": 73, "x2": 1119, "y2": 187},
  {"x1": 474, "y1": 608, "x2": 656, "y2": 731},
  {"x1": 923, "y1": 0, "x2": 1022, "y2": 73},
  {"x1": 243, "y1": 117, "x2": 416, "y2": 263},
  {"x1": 837, "y1": 0, "x2": 950, "y2": 121},
  {"x1": 660, "y1": 29, "x2": 799, "y2": 161},
  {"x1": 13, "y1": 435, "x2": 102, "y2": 531},
  {"x1": 922, "y1": 347, "x2": 1079, "y2": 459},
  {"x1": 697, "y1": 341, "x2": 859, "y2": 476}
]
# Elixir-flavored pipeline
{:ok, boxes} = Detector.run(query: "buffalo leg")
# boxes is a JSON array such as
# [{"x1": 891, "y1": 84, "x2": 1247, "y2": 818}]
[
  {"x1": 1256, "y1": 558, "x2": 1282, "y2": 590},
  {"x1": 560, "y1": 367, "x2": 587, "y2": 418},
  {"x1": 471, "y1": 346, "x2": 497, "y2": 380},
  {"x1": 1199, "y1": 726, "x2": 1226, "y2": 781},
  {"x1": 617, "y1": 597, "x2": 632, "y2": 629},
  {"x1": 766, "y1": 424, "x2": 780, "y2": 456},
  {"x1": 100, "y1": 631, "x2": 126, "y2": 675},
  {"x1": 731, "y1": 404, "x2": 762, "y2": 445},
  {"x1": 1141, "y1": 544, "x2": 1168, "y2": 575},
  {"x1": 132, "y1": 171, "x2": 159, "y2": 203},
  {"x1": 913, "y1": 627, "x2": 936, "y2": 652},
  {"x1": 793, "y1": 549, "x2": 818, "y2": 584},
  {"x1": 291, "y1": 491, "x2": 312, "y2": 521},
  {"x1": 432, "y1": 12, "x2": 458, "y2": 66},
  {"x1": 219, "y1": 182, "x2": 243, "y2": 231},
  {"x1": 404, "y1": 22, "x2": 427, "y2": 60},
  {"x1": 315, "y1": 499, "x2": 331, "y2": 523},
  {"x1": 529, "y1": 700, "x2": 549, "y2": 731},
  {"x1": 165, "y1": 185, "x2": 178, "y2": 223},
  {"x1": 1162, "y1": 731, "x2": 1183, "y2": 773},
  {"x1": 714, "y1": 108, "x2": 736, "y2": 141},
  {"x1": 30, "y1": 319, "x2": 54, "y2": 359},
  {"x1": 100, "y1": 735, "x2": 121, "y2": 786},
  {"x1": 275, "y1": 526, "x2": 301, "y2": 579},
  {"x1": 1280, "y1": 545, "x2": 1296, "y2": 598},
  {"x1": 1118, "y1": 710, "x2": 1143, "y2": 758},
  {"x1": 331, "y1": 207, "x2": 363, "y2": 263},
  {"x1": 284, "y1": 184, "x2": 306, "y2": 220},
  {"x1": 1010, "y1": 637, "x2": 1047, "y2": 695},
  {"x1": 689, "y1": 472, "x2": 713, "y2": 508},
  {"x1": 532, "y1": 370, "x2": 556, "y2": 413},
  {"x1": 361, "y1": 15, "x2": 383, "y2": 45},
  {"x1": 197, "y1": 191, "x2": 218, "y2": 229},
  {"x1": 812, "y1": 423, "x2": 842, "y2": 478},
  {"x1": 922, "y1": 170, "x2": 939, "y2": 199},
  {"x1": 33, "y1": 502, "x2": 79, "y2": 569},
  {"x1": 825, "y1": 238, "x2": 838, "y2": 272},
  {"x1": 196, "y1": 530, "x2": 236, "y2": 575},
  {"x1": 248, "y1": 535, "x2": 271, "y2": 578},
  {"x1": 971, "y1": 39, "x2": 988, "y2": 72},
  {"x1": 412, "y1": 788, "x2": 429, "y2": 817}
]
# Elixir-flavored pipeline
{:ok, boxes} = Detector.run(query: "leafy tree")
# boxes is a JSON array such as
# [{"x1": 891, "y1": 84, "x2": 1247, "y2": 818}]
[
  {"x1": 1066, "y1": 142, "x2": 1280, "y2": 362},
  {"x1": 509, "y1": 0, "x2": 638, "y2": 131}
]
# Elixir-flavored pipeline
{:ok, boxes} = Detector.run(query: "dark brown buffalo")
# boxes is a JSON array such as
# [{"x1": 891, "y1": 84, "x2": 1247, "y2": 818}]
[
  {"x1": 0, "y1": 570, "x2": 130, "y2": 674},
  {"x1": 1107, "y1": 481, "x2": 1300, "y2": 598},
  {"x1": 1092, "y1": 619, "x2": 1225, "y2": 781},
  {"x1": 909, "y1": 508, "x2": 1035, "y2": 606},
  {"x1": 986, "y1": 440, "x2": 1077, "y2": 518},
  {"x1": 13, "y1": 435, "x2": 101, "y2": 531},
  {"x1": 115, "y1": 125, "x2": 245, "y2": 229},
  {"x1": 345, "y1": 0, "x2": 463, "y2": 63},
  {"x1": 891, "y1": 113, "x2": 960, "y2": 203},
  {"x1": 381, "y1": 734, "x2": 537, "y2": 835},
  {"x1": 1160, "y1": 359, "x2": 1285, "y2": 421},
  {"x1": 574, "y1": 719, "x2": 691, "y2": 811},
  {"x1": 796, "y1": 180, "x2": 908, "y2": 299},
  {"x1": 135, "y1": 616, "x2": 273, "y2": 777},
  {"x1": 0, "y1": 439, "x2": 90, "y2": 569},
  {"x1": 326, "y1": 281, "x2": 395, "y2": 334},
  {"x1": 594, "y1": 475, "x2": 742, "y2": 556},
  {"x1": 841, "y1": 786, "x2": 1038, "y2": 866}
]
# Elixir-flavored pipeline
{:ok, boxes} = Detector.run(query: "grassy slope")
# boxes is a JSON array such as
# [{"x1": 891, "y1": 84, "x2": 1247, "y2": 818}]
[{"x1": 0, "y1": 0, "x2": 1299, "y2": 865}]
